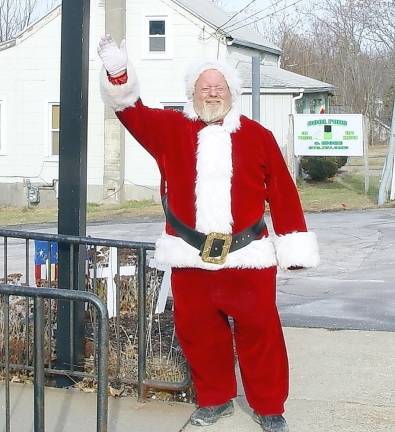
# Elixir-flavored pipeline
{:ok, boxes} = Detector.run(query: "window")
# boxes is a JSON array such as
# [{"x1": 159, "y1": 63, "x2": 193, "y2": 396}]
[
  {"x1": 49, "y1": 103, "x2": 60, "y2": 156},
  {"x1": 310, "y1": 98, "x2": 323, "y2": 114},
  {"x1": 162, "y1": 103, "x2": 185, "y2": 112},
  {"x1": 144, "y1": 16, "x2": 172, "y2": 58},
  {"x1": 149, "y1": 20, "x2": 166, "y2": 52},
  {"x1": 295, "y1": 98, "x2": 304, "y2": 114}
]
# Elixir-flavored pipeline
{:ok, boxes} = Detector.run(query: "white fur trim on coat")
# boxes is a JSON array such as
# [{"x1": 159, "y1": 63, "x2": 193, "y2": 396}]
[
  {"x1": 154, "y1": 233, "x2": 278, "y2": 271},
  {"x1": 274, "y1": 231, "x2": 320, "y2": 270},
  {"x1": 99, "y1": 64, "x2": 139, "y2": 112},
  {"x1": 195, "y1": 124, "x2": 233, "y2": 234}
]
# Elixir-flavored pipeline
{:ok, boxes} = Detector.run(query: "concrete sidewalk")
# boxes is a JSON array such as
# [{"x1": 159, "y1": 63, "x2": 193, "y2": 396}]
[{"x1": 2, "y1": 327, "x2": 395, "y2": 432}]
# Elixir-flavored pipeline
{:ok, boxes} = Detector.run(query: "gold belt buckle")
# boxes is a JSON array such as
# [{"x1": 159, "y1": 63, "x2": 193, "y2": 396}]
[{"x1": 201, "y1": 232, "x2": 232, "y2": 265}]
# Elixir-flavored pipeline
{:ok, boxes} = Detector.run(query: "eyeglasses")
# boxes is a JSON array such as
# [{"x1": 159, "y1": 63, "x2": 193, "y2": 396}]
[{"x1": 198, "y1": 86, "x2": 227, "y2": 96}]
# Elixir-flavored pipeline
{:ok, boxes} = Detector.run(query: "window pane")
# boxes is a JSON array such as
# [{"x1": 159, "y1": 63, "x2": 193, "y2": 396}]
[
  {"x1": 149, "y1": 20, "x2": 165, "y2": 35},
  {"x1": 52, "y1": 131, "x2": 59, "y2": 155},
  {"x1": 149, "y1": 37, "x2": 166, "y2": 52},
  {"x1": 52, "y1": 105, "x2": 60, "y2": 129}
]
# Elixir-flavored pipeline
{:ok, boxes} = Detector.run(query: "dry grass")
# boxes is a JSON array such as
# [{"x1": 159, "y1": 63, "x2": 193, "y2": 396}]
[
  {"x1": 0, "y1": 248, "x2": 189, "y2": 402},
  {"x1": 298, "y1": 174, "x2": 384, "y2": 212},
  {"x1": 0, "y1": 174, "x2": 391, "y2": 228},
  {"x1": 0, "y1": 200, "x2": 163, "y2": 227}
]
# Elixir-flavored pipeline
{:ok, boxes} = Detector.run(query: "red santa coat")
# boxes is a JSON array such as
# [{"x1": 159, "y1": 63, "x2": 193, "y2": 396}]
[{"x1": 100, "y1": 65, "x2": 319, "y2": 271}]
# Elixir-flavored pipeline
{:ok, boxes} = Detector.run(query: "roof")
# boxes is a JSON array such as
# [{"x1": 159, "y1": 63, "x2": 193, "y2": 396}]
[
  {"x1": 2, "y1": 1, "x2": 282, "y2": 56},
  {"x1": 0, "y1": 5, "x2": 61, "y2": 52},
  {"x1": 173, "y1": 0, "x2": 282, "y2": 56},
  {"x1": 238, "y1": 63, "x2": 335, "y2": 94}
]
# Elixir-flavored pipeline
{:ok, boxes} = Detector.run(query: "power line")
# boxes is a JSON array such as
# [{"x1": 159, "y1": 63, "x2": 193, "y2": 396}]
[
  {"x1": 222, "y1": 0, "x2": 288, "y2": 31},
  {"x1": 225, "y1": 0, "x2": 305, "y2": 33},
  {"x1": 216, "y1": 0, "x2": 258, "y2": 32}
]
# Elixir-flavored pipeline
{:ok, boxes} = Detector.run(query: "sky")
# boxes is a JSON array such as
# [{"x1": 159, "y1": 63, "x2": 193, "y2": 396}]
[
  {"x1": 31, "y1": 0, "x2": 315, "y2": 32},
  {"x1": 217, "y1": 0, "x2": 313, "y2": 13},
  {"x1": 213, "y1": 0, "x2": 316, "y2": 35},
  {"x1": 32, "y1": 0, "x2": 60, "y2": 21},
  {"x1": 32, "y1": 0, "x2": 314, "y2": 21}
]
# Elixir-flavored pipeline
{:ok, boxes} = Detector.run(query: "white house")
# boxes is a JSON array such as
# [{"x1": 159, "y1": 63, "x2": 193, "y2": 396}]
[{"x1": 0, "y1": 0, "x2": 334, "y2": 207}]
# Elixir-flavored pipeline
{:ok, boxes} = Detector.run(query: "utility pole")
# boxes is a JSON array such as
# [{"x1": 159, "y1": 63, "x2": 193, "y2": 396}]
[
  {"x1": 103, "y1": 0, "x2": 126, "y2": 203},
  {"x1": 252, "y1": 55, "x2": 260, "y2": 122},
  {"x1": 57, "y1": 0, "x2": 90, "y2": 384},
  {"x1": 378, "y1": 100, "x2": 395, "y2": 204}
]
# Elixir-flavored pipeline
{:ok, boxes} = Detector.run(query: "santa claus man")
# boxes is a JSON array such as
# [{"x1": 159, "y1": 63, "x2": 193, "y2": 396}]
[{"x1": 98, "y1": 35, "x2": 319, "y2": 432}]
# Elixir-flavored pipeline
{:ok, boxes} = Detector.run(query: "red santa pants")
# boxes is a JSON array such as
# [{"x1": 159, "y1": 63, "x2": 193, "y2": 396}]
[{"x1": 171, "y1": 266, "x2": 289, "y2": 415}]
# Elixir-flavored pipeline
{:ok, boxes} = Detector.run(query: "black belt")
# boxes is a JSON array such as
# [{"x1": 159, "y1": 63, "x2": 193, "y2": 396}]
[{"x1": 162, "y1": 195, "x2": 266, "y2": 265}]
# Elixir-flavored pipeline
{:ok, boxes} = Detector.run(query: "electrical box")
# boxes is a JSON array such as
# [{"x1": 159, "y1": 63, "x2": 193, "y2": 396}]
[{"x1": 24, "y1": 179, "x2": 40, "y2": 205}]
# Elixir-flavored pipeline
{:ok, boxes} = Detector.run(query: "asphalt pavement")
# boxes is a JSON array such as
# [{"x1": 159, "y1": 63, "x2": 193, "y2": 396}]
[{"x1": 55, "y1": 207, "x2": 395, "y2": 331}]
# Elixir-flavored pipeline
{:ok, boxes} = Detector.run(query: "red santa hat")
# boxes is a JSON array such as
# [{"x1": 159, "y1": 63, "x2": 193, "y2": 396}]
[{"x1": 185, "y1": 60, "x2": 242, "y2": 102}]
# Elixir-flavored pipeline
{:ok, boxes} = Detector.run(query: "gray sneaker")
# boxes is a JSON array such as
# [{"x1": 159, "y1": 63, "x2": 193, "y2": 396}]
[
  {"x1": 190, "y1": 400, "x2": 234, "y2": 426},
  {"x1": 253, "y1": 413, "x2": 289, "y2": 432}
]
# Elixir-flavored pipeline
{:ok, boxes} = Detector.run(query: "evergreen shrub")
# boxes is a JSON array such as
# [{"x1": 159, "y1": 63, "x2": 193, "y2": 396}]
[{"x1": 301, "y1": 156, "x2": 348, "y2": 181}]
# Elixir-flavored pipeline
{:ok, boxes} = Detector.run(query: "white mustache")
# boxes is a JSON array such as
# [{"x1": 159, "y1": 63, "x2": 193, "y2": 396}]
[{"x1": 205, "y1": 99, "x2": 222, "y2": 103}]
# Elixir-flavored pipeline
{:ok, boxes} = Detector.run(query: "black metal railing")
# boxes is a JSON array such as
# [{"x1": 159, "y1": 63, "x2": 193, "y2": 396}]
[
  {"x1": 0, "y1": 284, "x2": 109, "y2": 432},
  {"x1": 0, "y1": 228, "x2": 190, "y2": 400}
]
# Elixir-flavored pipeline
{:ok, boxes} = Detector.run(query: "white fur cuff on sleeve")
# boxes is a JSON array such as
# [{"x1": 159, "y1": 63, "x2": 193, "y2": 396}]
[
  {"x1": 274, "y1": 231, "x2": 320, "y2": 270},
  {"x1": 99, "y1": 64, "x2": 140, "y2": 112}
]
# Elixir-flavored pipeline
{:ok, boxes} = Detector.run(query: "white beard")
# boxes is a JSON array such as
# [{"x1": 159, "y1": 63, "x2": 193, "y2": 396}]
[{"x1": 194, "y1": 99, "x2": 231, "y2": 123}]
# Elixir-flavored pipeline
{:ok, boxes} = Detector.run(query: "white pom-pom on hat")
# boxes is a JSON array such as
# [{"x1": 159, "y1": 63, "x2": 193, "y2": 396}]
[{"x1": 185, "y1": 60, "x2": 242, "y2": 101}]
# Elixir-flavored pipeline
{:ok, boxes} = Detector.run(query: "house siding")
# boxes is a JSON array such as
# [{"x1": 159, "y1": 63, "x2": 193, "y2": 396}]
[{"x1": 0, "y1": 1, "x2": 332, "y2": 207}]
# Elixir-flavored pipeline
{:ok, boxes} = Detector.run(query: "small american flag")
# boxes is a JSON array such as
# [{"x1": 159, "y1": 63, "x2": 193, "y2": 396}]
[{"x1": 34, "y1": 241, "x2": 58, "y2": 285}]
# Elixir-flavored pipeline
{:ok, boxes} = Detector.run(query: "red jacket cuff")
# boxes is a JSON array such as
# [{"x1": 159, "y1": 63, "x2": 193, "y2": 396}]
[{"x1": 107, "y1": 71, "x2": 128, "y2": 85}]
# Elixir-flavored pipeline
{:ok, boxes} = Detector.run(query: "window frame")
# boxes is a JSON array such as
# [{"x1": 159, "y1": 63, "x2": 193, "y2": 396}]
[
  {"x1": 143, "y1": 15, "x2": 172, "y2": 59},
  {"x1": 161, "y1": 102, "x2": 186, "y2": 112},
  {"x1": 47, "y1": 102, "x2": 60, "y2": 159}
]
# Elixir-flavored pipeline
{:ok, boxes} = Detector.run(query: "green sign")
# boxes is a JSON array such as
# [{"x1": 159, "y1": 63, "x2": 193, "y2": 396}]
[{"x1": 294, "y1": 114, "x2": 364, "y2": 156}]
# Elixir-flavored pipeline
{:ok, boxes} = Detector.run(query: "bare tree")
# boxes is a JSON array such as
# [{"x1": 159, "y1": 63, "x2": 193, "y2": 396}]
[
  {"x1": 213, "y1": 0, "x2": 394, "y2": 131},
  {"x1": 0, "y1": 0, "x2": 39, "y2": 42},
  {"x1": 265, "y1": 0, "x2": 394, "y2": 143},
  {"x1": 363, "y1": 0, "x2": 395, "y2": 53}
]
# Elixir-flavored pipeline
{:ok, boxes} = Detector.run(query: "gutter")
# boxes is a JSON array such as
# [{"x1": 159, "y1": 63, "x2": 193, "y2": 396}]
[
  {"x1": 231, "y1": 38, "x2": 282, "y2": 56},
  {"x1": 242, "y1": 87, "x2": 332, "y2": 95},
  {"x1": 0, "y1": 39, "x2": 16, "y2": 52}
]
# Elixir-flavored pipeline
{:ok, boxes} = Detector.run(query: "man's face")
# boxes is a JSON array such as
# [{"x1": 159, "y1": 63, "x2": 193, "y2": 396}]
[{"x1": 193, "y1": 69, "x2": 232, "y2": 123}]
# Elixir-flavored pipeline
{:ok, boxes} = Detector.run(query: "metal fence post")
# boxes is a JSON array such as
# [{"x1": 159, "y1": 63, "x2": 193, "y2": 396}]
[
  {"x1": 34, "y1": 297, "x2": 45, "y2": 432},
  {"x1": 95, "y1": 295, "x2": 109, "y2": 432},
  {"x1": 137, "y1": 248, "x2": 147, "y2": 400},
  {"x1": 57, "y1": 0, "x2": 91, "y2": 384},
  {"x1": 0, "y1": 284, "x2": 109, "y2": 432}
]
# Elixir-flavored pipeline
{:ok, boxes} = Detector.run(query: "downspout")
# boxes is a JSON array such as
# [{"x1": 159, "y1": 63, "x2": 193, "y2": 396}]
[{"x1": 292, "y1": 89, "x2": 304, "y2": 114}]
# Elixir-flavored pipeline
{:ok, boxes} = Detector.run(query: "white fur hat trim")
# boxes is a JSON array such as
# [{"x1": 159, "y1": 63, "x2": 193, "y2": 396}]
[{"x1": 185, "y1": 60, "x2": 242, "y2": 101}]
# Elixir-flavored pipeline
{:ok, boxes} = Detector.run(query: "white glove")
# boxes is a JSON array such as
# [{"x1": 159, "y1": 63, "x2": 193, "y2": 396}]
[{"x1": 97, "y1": 34, "x2": 128, "y2": 76}]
